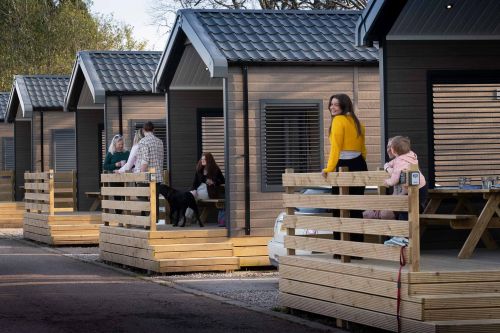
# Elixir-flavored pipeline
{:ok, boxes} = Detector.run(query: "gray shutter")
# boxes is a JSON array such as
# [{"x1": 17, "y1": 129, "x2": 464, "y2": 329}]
[
  {"x1": 201, "y1": 116, "x2": 225, "y2": 173},
  {"x1": 2, "y1": 137, "x2": 15, "y2": 171},
  {"x1": 53, "y1": 129, "x2": 76, "y2": 172},
  {"x1": 261, "y1": 101, "x2": 322, "y2": 192},
  {"x1": 433, "y1": 83, "x2": 500, "y2": 186}
]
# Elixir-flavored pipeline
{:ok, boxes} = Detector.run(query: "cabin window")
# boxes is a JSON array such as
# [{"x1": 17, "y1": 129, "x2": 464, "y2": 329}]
[
  {"x1": 432, "y1": 82, "x2": 500, "y2": 186},
  {"x1": 134, "y1": 121, "x2": 167, "y2": 169},
  {"x1": 2, "y1": 137, "x2": 14, "y2": 171},
  {"x1": 52, "y1": 129, "x2": 76, "y2": 172},
  {"x1": 260, "y1": 100, "x2": 323, "y2": 192},
  {"x1": 197, "y1": 109, "x2": 224, "y2": 173}
]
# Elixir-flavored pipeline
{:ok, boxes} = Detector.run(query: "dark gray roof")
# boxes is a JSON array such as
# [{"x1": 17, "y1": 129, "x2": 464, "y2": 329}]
[
  {"x1": 65, "y1": 51, "x2": 162, "y2": 108},
  {"x1": 0, "y1": 92, "x2": 9, "y2": 121},
  {"x1": 5, "y1": 75, "x2": 69, "y2": 121},
  {"x1": 357, "y1": 0, "x2": 500, "y2": 46},
  {"x1": 154, "y1": 9, "x2": 378, "y2": 91}
]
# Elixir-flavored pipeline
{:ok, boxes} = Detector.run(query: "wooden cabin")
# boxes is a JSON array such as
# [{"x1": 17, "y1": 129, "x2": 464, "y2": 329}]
[
  {"x1": 0, "y1": 92, "x2": 21, "y2": 227},
  {"x1": 152, "y1": 9, "x2": 380, "y2": 237},
  {"x1": 64, "y1": 51, "x2": 166, "y2": 211},
  {"x1": 356, "y1": 0, "x2": 500, "y2": 187},
  {"x1": 277, "y1": 1, "x2": 500, "y2": 332}
]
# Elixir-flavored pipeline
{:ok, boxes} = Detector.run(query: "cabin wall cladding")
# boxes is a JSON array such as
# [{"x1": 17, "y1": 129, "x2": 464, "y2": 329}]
[
  {"x1": 76, "y1": 109, "x2": 104, "y2": 211},
  {"x1": 226, "y1": 65, "x2": 380, "y2": 237},
  {"x1": 32, "y1": 112, "x2": 75, "y2": 172},
  {"x1": 105, "y1": 95, "x2": 166, "y2": 149},
  {"x1": 168, "y1": 90, "x2": 223, "y2": 190},
  {"x1": 385, "y1": 40, "x2": 500, "y2": 181},
  {"x1": 0, "y1": 123, "x2": 14, "y2": 170}
]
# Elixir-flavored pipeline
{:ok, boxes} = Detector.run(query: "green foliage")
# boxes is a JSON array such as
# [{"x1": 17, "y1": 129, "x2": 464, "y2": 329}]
[{"x1": 0, "y1": 0, "x2": 146, "y2": 91}]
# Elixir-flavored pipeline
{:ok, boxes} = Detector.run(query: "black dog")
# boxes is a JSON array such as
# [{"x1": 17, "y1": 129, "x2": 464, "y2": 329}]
[{"x1": 159, "y1": 185, "x2": 203, "y2": 227}]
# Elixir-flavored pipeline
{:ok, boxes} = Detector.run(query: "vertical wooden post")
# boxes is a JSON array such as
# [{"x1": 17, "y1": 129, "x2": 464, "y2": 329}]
[
  {"x1": 285, "y1": 168, "x2": 295, "y2": 256},
  {"x1": 49, "y1": 170, "x2": 55, "y2": 216},
  {"x1": 149, "y1": 168, "x2": 157, "y2": 232},
  {"x1": 408, "y1": 164, "x2": 420, "y2": 272},
  {"x1": 71, "y1": 170, "x2": 77, "y2": 212},
  {"x1": 339, "y1": 167, "x2": 351, "y2": 263},
  {"x1": 10, "y1": 170, "x2": 15, "y2": 201}
]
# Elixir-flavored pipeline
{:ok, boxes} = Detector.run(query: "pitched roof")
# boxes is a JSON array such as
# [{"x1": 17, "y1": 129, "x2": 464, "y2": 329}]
[
  {"x1": 65, "y1": 51, "x2": 163, "y2": 108},
  {"x1": 154, "y1": 9, "x2": 379, "y2": 91},
  {"x1": 0, "y1": 92, "x2": 9, "y2": 121},
  {"x1": 356, "y1": 0, "x2": 500, "y2": 46},
  {"x1": 5, "y1": 75, "x2": 69, "y2": 121}
]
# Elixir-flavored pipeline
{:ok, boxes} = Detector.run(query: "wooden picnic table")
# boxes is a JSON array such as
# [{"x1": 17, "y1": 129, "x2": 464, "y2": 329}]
[
  {"x1": 424, "y1": 187, "x2": 500, "y2": 259},
  {"x1": 85, "y1": 191, "x2": 101, "y2": 211}
]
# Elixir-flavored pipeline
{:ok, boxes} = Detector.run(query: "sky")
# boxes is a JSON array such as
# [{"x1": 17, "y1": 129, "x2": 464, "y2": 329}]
[{"x1": 90, "y1": 0, "x2": 171, "y2": 51}]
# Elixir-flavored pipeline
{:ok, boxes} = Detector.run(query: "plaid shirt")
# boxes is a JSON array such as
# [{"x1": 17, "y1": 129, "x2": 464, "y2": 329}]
[{"x1": 137, "y1": 132, "x2": 164, "y2": 183}]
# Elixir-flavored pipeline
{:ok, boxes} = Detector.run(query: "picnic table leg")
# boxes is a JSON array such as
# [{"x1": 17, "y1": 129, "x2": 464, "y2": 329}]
[
  {"x1": 458, "y1": 196, "x2": 500, "y2": 259},
  {"x1": 89, "y1": 198, "x2": 100, "y2": 212},
  {"x1": 455, "y1": 198, "x2": 496, "y2": 250}
]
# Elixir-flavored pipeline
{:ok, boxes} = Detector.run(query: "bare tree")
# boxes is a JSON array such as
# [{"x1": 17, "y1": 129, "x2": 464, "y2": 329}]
[{"x1": 148, "y1": 0, "x2": 366, "y2": 30}]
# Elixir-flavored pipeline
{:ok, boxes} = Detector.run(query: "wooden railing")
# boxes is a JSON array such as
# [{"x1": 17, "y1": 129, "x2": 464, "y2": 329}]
[
  {"x1": 100, "y1": 170, "x2": 157, "y2": 231},
  {"x1": 24, "y1": 170, "x2": 77, "y2": 214},
  {"x1": 282, "y1": 167, "x2": 421, "y2": 272},
  {"x1": 0, "y1": 170, "x2": 15, "y2": 201}
]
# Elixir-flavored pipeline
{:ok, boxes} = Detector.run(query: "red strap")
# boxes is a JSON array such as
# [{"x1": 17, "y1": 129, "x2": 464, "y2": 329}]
[{"x1": 397, "y1": 245, "x2": 407, "y2": 333}]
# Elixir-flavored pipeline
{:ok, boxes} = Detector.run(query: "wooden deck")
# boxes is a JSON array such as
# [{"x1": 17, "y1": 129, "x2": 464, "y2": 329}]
[
  {"x1": 0, "y1": 202, "x2": 24, "y2": 228},
  {"x1": 280, "y1": 250, "x2": 500, "y2": 333},
  {"x1": 99, "y1": 225, "x2": 270, "y2": 273},
  {"x1": 24, "y1": 211, "x2": 102, "y2": 245}
]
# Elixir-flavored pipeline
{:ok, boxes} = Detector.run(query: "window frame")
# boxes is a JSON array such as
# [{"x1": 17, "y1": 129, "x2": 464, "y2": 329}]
[{"x1": 259, "y1": 99, "x2": 324, "y2": 192}]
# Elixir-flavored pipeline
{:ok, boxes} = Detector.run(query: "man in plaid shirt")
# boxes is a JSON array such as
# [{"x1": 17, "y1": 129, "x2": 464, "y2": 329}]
[{"x1": 138, "y1": 121, "x2": 164, "y2": 220}]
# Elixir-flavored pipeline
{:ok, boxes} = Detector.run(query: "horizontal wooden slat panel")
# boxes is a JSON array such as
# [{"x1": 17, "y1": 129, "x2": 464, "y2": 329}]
[
  {"x1": 25, "y1": 202, "x2": 49, "y2": 212},
  {"x1": 24, "y1": 183, "x2": 49, "y2": 191},
  {"x1": 101, "y1": 187, "x2": 151, "y2": 197},
  {"x1": 283, "y1": 215, "x2": 409, "y2": 237},
  {"x1": 53, "y1": 172, "x2": 75, "y2": 181},
  {"x1": 24, "y1": 173, "x2": 49, "y2": 180},
  {"x1": 101, "y1": 200, "x2": 150, "y2": 212},
  {"x1": 24, "y1": 193, "x2": 50, "y2": 202},
  {"x1": 285, "y1": 235, "x2": 408, "y2": 262},
  {"x1": 100, "y1": 173, "x2": 150, "y2": 183},
  {"x1": 101, "y1": 213, "x2": 151, "y2": 227},
  {"x1": 283, "y1": 194, "x2": 409, "y2": 212},
  {"x1": 282, "y1": 171, "x2": 388, "y2": 187}
]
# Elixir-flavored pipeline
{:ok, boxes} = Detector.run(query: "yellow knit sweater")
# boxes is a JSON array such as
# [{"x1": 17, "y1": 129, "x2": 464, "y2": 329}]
[{"x1": 323, "y1": 115, "x2": 367, "y2": 173}]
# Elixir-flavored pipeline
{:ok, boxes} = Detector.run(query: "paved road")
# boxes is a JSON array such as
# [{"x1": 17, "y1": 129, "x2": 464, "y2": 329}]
[{"x1": 0, "y1": 236, "x2": 326, "y2": 333}]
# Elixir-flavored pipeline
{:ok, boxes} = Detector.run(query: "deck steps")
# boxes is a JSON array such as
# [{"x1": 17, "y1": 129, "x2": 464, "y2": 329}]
[{"x1": 0, "y1": 202, "x2": 24, "y2": 228}]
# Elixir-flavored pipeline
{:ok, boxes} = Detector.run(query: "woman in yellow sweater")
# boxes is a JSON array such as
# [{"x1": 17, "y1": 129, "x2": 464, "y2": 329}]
[{"x1": 322, "y1": 93, "x2": 367, "y2": 228}]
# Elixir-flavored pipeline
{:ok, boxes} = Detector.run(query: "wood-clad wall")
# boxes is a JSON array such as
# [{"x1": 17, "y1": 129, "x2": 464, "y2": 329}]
[
  {"x1": 226, "y1": 65, "x2": 380, "y2": 237},
  {"x1": 385, "y1": 40, "x2": 500, "y2": 182},
  {"x1": 14, "y1": 120, "x2": 31, "y2": 201},
  {"x1": 105, "y1": 95, "x2": 165, "y2": 151},
  {"x1": 76, "y1": 109, "x2": 104, "y2": 211},
  {"x1": 32, "y1": 111, "x2": 75, "y2": 172},
  {"x1": 168, "y1": 90, "x2": 223, "y2": 190},
  {"x1": 0, "y1": 122, "x2": 14, "y2": 170}
]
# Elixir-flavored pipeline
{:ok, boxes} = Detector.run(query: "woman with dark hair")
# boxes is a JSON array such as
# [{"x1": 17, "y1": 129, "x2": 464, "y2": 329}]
[
  {"x1": 321, "y1": 94, "x2": 367, "y2": 245},
  {"x1": 191, "y1": 152, "x2": 225, "y2": 200}
]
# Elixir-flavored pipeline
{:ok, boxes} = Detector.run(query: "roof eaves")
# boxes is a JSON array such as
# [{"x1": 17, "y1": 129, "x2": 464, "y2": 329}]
[
  {"x1": 79, "y1": 52, "x2": 106, "y2": 104},
  {"x1": 15, "y1": 76, "x2": 33, "y2": 119},
  {"x1": 181, "y1": 10, "x2": 228, "y2": 78},
  {"x1": 356, "y1": 0, "x2": 386, "y2": 46},
  {"x1": 386, "y1": 34, "x2": 500, "y2": 41},
  {"x1": 64, "y1": 58, "x2": 80, "y2": 111}
]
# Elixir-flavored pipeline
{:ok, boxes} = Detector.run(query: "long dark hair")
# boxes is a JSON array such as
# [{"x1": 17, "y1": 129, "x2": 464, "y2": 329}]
[
  {"x1": 196, "y1": 152, "x2": 221, "y2": 179},
  {"x1": 328, "y1": 93, "x2": 363, "y2": 137}
]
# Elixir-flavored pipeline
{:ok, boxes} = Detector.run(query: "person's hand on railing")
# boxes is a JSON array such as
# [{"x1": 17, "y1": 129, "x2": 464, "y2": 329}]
[{"x1": 321, "y1": 170, "x2": 328, "y2": 179}]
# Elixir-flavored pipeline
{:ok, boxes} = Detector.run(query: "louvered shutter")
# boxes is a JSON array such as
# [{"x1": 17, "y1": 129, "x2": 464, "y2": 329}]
[
  {"x1": 433, "y1": 83, "x2": 500, "y2": 186},
  {"x1": 200, "y1": 114, "x2": 224, "y2": 173},
  {"x1": 2, "y1": 137, "x2": 14, "y2": 170},
  {"x1": 53, "y1": 129, "x2": 76, "y2": 172},
  {"x1": 261, "y1": 101, "x2": 322, "y2": 191}
]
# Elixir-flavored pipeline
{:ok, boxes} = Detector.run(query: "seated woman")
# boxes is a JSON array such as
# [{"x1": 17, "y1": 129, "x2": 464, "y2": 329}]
[
  {"x1": 189, "y1": 153, "x2": 225, "y2": 225},
  {"x1": 103, "y1": 134, "x2": 130, "y2": 172},
  {"x1": 115, "y1": 129, "x2": 144, "y2": 173}
]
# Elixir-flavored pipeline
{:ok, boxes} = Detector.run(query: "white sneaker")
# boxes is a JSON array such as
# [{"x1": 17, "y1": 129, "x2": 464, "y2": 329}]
[{"x1": 384, "y1": 237, "x2": 408, "y2": 247}]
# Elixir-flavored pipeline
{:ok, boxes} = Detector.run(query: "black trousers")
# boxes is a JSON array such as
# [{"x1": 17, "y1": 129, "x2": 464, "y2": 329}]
[{"x1": 331, "y1": 155, "x2": 368, "y2": 242}]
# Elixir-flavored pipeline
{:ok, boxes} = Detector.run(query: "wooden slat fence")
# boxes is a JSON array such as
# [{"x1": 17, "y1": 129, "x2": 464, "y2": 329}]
[
  {"x1": 24, "y1": 170, "x2": 77, "y2": 214},
  {"x1": 0, "y1": 170, "x2": 15, "y2": 201},
  {"x1": 282, "y1": 167, "x2": 421, "y2": 271},
  {"x1": 100, "y1": 170, "x2": 157, "y2": 231}
]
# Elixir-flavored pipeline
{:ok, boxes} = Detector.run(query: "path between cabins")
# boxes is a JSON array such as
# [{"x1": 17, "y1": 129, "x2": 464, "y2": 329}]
[{"x1": 0, "y1": 229, "x2": 340, "y2": 333}]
